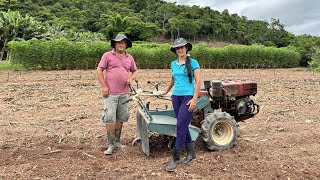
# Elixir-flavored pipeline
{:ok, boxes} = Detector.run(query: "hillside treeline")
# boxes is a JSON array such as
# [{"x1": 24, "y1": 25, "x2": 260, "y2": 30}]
[
  {"x1": 1, "y1": 0, "x2": 320, "y2": 67},
  {"x1": 1, "y1": 0, "x2": 296, "y2": 46}
]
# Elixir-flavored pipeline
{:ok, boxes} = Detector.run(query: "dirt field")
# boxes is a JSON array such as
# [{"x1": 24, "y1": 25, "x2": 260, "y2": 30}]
[{"x1": 0, "y1": 68, "x2": 319, "y2": 179}]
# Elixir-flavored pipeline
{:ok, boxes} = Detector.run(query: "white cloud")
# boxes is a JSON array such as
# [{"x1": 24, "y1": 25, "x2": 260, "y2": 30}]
[{"x1": 163, "y1": 0, "x2": 320, "y2": 36}]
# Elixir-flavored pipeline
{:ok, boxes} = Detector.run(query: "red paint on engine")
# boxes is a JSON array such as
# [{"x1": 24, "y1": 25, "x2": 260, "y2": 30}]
[{"x1": 222, "y1": 80, "x2": 257, "y2": 96}]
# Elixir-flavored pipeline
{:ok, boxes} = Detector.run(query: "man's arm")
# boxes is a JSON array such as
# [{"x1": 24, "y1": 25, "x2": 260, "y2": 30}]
[
  {"x1": 128, "y1": 70, "x2": 138, "y2": 84},
  {"x1": 97, "y1": 67, "x2": 109, "y2": 97}
]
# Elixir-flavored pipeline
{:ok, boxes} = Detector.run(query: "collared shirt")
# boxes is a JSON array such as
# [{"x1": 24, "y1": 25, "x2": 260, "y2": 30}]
[
  {"x1": 170, "y1": 58, "x2": 200, "y2": 96},
  {"x1": 98, "y1": 49, "x2": 137, "y2": 94}
]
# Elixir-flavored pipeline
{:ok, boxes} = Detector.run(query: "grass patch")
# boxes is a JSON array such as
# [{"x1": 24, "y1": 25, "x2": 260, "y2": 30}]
[
  {"x1": 311, "y1": 67, "x2": 320, "y2": 73},
  {"x1": 0, "y1": 61, "x2": 25, "y2": 71}
]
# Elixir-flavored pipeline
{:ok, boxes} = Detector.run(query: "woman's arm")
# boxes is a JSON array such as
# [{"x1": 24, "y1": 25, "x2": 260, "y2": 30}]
[
  {"x1": 163, "y1": 76, "x2": 174, "y2": 95},
  {"x1": 187, "y1": 68, "x2": 201, "y2": 112},
  {"x1": 193, "y1": 69, "x2": 201, "y2": 99}
]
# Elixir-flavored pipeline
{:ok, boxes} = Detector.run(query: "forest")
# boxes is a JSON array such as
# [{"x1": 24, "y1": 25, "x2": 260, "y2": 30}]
[
  {"x1": 1, "y1": 0, "x2": 320, "y2": 69},
  {"x1": 1, "y1": 2, "x2": 320, "y2": 179}
]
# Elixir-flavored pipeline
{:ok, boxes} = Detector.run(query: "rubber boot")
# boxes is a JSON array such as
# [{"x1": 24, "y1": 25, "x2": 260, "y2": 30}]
[
  {"x1": 166, "y1": 149, "x2": 180, "y2": 172},
  {"x1": 104, "y1": 132, "x2": 116, "y2": 155},
  {"x1": 183, "y1": 142, "x2": 196, "y2": 164},
  {"x1": 115, "y1": 128, "x2": 126, "y2": 149}
]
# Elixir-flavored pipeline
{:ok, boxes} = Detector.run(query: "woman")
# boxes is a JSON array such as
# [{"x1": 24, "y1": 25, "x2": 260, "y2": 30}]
[{"x1": 162, "y1": 38, "x2": 201, "y2": 171}]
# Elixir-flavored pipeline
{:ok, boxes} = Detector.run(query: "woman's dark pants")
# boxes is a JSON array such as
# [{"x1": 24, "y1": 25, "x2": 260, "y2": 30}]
[{"x1": 171, "y1": 95, "x2": 193, "y2": 150}]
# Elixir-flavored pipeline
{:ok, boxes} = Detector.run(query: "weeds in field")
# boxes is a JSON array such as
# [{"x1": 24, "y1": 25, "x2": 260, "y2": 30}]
[
  {"x1": 308, "y1": 49, "x2": 320, "y2": 73},
  {"x1": 0, "y1": 61, "x2": 25, "y2": 71}
]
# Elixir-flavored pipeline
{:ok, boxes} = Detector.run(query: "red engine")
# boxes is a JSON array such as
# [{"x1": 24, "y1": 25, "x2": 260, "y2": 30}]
[
  {"x1": 203, "y1": 80, "x2": 259, "y2": 121},
  {"x1": 221, "y1": 80, "x2": 257, "y2": 97}
]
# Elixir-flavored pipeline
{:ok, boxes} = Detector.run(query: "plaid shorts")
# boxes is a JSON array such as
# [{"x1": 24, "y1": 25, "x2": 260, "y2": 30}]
[{"x1": 101, "y1": 94, "x2": 130, "y2": 124}]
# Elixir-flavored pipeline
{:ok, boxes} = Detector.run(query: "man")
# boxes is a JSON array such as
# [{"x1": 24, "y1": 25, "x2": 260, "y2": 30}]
[{"x1": 97, "y1": 34, "x2": 137, "y2": 155}]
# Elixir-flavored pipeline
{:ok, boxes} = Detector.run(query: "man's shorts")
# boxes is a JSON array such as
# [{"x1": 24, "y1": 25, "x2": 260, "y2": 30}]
[{"x1": 102, "y1": 94, "x2": 130, "y2": 124}]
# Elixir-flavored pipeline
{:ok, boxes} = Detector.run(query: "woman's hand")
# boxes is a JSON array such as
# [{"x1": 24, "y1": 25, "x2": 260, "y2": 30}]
[
  {"x1": 161, "y1": 91, "x2": 167, "y2": 96},
  {"x1": 187, "y1": 98, "x2": 197, "y2": 112}
]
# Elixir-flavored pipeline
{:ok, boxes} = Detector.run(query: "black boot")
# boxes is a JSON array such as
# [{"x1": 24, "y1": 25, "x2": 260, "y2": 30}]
[
  {"x1": 166, "y1": 149, "x2": 180, "y2": 172},
  {"x1": 183, "y1": 142, "x2": 195, "y2": 164}
]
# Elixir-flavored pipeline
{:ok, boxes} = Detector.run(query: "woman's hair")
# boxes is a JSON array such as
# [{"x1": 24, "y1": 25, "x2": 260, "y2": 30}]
[{"x1": 185, "y1": 55, "x2": 192, "y2": 83}]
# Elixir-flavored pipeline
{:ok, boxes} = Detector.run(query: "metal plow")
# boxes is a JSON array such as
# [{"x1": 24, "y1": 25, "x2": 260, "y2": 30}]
[{"x1": 129, "y1": 85, "x2": 201, "y2": 156}]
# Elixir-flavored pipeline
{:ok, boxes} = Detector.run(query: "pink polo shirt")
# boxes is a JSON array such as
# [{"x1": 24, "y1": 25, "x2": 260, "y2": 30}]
[{"x1": 98, "y1": 50, "x2": 137, "y2": 94}]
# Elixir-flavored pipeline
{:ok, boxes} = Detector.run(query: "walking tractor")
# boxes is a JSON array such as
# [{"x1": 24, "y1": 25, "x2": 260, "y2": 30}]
[{"x1": 130, "y1": 79, "x2": 260, "y2": 156}]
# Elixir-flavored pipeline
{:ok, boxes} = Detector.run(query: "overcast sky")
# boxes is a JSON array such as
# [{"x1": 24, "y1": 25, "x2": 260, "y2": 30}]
[{"x1": 163, "y1": 0, "x2": 320, "y2": 36}]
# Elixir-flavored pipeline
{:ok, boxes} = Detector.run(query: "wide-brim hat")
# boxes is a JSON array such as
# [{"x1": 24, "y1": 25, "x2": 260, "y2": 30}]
[
  {"x1": 170, "y1": 38, "x2": 192, "y2": 53},
  {"x1": 110, "y1": 34, "x2": 132, "y2": 48}
]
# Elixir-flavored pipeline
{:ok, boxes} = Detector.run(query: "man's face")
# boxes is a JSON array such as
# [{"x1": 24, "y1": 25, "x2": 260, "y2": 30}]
[{"x1": 115, "y1": 40, "x2": 127, "y2": 52}]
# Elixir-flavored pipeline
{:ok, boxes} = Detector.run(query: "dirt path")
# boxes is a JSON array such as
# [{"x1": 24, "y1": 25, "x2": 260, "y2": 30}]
[{"x1": 0, "y1": 68, "x2": 319, "y2": 179}]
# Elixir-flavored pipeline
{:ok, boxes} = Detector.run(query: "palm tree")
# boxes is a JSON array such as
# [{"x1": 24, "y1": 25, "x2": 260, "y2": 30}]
[
  {"x1": 100, "y1": 14, "x2": 129, "y2": 39},
  {"x1": 0, "y1": 10, "x2": 44, "y2": 61},
  {"x1": 0, "y1": 10, "x2": 23, "y2": 60}
]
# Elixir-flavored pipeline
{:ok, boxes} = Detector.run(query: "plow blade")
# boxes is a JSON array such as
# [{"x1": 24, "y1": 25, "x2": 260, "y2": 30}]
[
  {"x1": 135, "y1": 109, "x2": 150, "y2": 156},
  {"x1": 135, "y1": 108, "x2": 201, "y2": 156}
]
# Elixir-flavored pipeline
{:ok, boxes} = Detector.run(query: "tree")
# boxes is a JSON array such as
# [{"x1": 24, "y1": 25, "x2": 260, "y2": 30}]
[
  {"x1": 0, "y1": 10, "x2": 23, "y2": 60},
  {"x1": 168, "y1": 17, "x2": 183, "y2": 40},
  {"x1": 152, "y1": 3, "x2": 174, "y2": 30},
  {"x1": 290, "y1": 35, "x2": 320, "y2": 66},
  {"x1": 125, "y1": 20, "x2": 162, "y2": 41},
  {"x1": 307, "y1": 45, "x2": 320, "y2": 73},
  {"x1": 0, "y1": 10, "x2": 44, "y2": 61},
  {"x1": 0, "y1": 0, "x2": 19, "y2": 11},
  {"x1": 128, "y1": 0, "x2": 148, "y2": 13},
  {"x1": 98, "y1": 14, "x2": 129, "y2": 40},
  {"x1": 41, "y1": 24, "x2": 68, "y2": 40},
  {"x1": 267, "y1": 18, "x2": 293, "y2": 47},
  {"x1": 2, "y1": 0, "x2": 317, "y2": 55}
]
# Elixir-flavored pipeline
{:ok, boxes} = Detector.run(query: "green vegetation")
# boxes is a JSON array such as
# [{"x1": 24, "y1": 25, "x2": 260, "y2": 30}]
[
  {"x1": 8, "y1": 39, "x2": 300, "y2": 70},
  {"x1": 289, "y1": 35, "x2": 320, "y2": 66},
  {"x1": 308, "y1": 48, "x2": 320, "y2": 72},
  {"x1": 8, "y1": 38, "x2": 110, "y2": 70},
  {"x1": 1, "y1": 0, "x2": 296, "y2": 46},
  {"x1": 1, "y1": 0, "x2": 320, "y2": 70},
  {"x1": 0, "y1": 60, "x2": 24, "y2": 70}
]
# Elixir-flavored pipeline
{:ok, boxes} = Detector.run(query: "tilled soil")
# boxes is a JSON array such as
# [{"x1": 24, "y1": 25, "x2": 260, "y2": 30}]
[{"x1": 0, "y1": 68, "x2": 319, "y2": 179}]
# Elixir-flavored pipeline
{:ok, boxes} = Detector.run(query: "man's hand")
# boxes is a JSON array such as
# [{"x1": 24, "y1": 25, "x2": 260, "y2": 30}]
[
  {"x1": 102, "y1": 87, "x2": 109, "y2": 97},
  {"x1": 187, "y1": 98, "x2": 197, "y2": 112},
  {"x1": 127, "y1": 77, "x2": 133, "y2": 85}
]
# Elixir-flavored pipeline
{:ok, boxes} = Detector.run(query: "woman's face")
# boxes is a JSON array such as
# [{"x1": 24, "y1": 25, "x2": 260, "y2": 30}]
[{"x1": 175, "y1": 46, "x2": 187, "y2": 56}]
